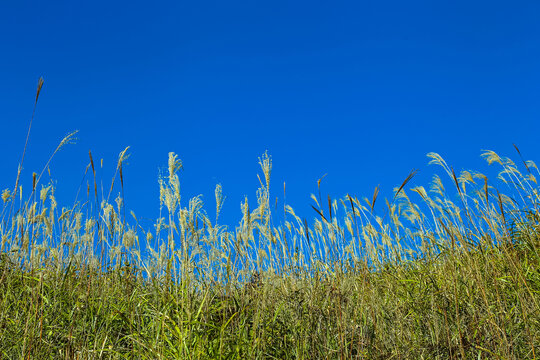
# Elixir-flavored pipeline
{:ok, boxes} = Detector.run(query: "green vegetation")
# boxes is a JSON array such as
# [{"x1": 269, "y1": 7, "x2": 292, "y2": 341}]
[{"x1": 1, "y1": 80, "x2": 539, "y2": 359}]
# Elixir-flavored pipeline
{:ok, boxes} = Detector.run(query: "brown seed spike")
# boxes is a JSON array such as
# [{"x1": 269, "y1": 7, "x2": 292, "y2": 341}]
[
  {"x1": 35, "y1": 77, "x2": 44, "y2": 102},
  {"x1": 484, "y1": 177, "x2": 488, "y2": 205},
  {"x1": 317, "y1": 173, "x2": 327, "y2": 216},
  {"x1": 393, "y1": 169, "x2": 418, "y2": 201},
  {"x1": 89, "y1": 151, "x2": 99, "y2": 201},
  {"x1": 513, "y1": 143, "x2": 531, "y2": 174},
  {"x1": 451, "y1": 167, "x2": 462, "y2": 195},
  {"x1": 371, "y1": 185, "x2": 380, "y2": 212},
  {"x1": 497, "y1": 189, "x2": 506, "y2": 228},
  {"x1": 317, "y1": 173, "x2": 327, "y2": 192},
  {"x1": 312, "y1": 205, "x2": 328, "y2": 223},
  {"x1": 328, "y1": 195, "x2": 332, "y2": 220},
  {"x1": 348, "y1": 194, "x2": 356, "y2": 217},
  {"x1": 89, "y1": 151, "x2": 96, "y2": 176},
  {"x1": 119, "y1": 163, "x2": 124, "y2": 188},
  {"x1": 303, "y1": 218, "x2": 310, "y2": 243}
]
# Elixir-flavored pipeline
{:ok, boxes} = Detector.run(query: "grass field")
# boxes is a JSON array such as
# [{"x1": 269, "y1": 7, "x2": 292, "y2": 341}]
[{"x1": 1, "y1": 81, "x2": 539, "y2": 359}]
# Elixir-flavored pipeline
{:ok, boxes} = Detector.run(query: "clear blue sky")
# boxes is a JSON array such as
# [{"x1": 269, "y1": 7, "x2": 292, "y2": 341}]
[{"x1": 1, "y1": 1, "x2": 539, "y2": 230}]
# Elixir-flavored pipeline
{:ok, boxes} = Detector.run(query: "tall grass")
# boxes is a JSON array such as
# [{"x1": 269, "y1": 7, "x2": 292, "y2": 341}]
[{"x1": 0, "y1": 80, "x2": 539, "y2": 359}]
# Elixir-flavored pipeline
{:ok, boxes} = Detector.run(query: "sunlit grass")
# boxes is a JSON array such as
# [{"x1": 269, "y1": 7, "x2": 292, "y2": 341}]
[{"x1": 0, "y1": 79, "x2": 539, "y2": 359}]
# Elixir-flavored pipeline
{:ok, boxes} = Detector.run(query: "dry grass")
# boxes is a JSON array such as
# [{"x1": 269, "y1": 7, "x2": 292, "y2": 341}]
[{"x1": 0, "y1": 80, "x2": 539, "y2": 359}]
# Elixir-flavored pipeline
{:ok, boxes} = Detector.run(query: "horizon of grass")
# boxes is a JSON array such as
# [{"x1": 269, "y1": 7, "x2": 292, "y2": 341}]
[{"x1": 0, "y1": 79, "x2": 539, "y2": 359}]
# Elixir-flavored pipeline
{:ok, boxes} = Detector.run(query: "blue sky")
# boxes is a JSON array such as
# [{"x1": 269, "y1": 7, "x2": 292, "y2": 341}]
[{"x1": 1, "y1": 1, "x2": 539, "y2": 230}]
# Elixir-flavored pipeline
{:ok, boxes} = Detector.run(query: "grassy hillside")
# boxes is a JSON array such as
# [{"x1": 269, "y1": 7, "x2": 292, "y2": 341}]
[{"x1": 1, "y1": 82, "x2": 539, "y2": 359}]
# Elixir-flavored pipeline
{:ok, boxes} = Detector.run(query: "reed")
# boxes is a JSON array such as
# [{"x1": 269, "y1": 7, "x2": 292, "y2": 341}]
[{"x1": 0, "y1": 80, "x2": 538, "y2": 359}]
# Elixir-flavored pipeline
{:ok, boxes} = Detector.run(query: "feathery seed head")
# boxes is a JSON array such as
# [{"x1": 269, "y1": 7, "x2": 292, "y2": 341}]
[
  {"x1": 74, "y1": 212, "x2": 83, "y2": 232},
  {"x1": 168, "y1": 152, "x2": 183, "y2": 179},
  {"x1": 481, "y1": 150, "x2": 503, "y2": 166},
  {"x1": 84, "y1": 219, "x2": 95, "y2": 234},
  {"x1": 117, "y1": 146, "x2": 131, "y2": 166},
  {"x1": 39, "y1": 185, "x2": 50, "y2": 203},
  {"x1": 123, "y1": 228, "x2": 137, "y2": 249},
  {"x1": 215, "y1": 183, "x2": 224, "y2": 221},
  {"x1": 115, "y1": 194, "x2": 123, "y2": 213},
  {"x1": 58, "y1": 131, "x2": 79, "y2": 150},
  {"x1": 1, "y1": 189, "x2": 11, "y2": 203}
]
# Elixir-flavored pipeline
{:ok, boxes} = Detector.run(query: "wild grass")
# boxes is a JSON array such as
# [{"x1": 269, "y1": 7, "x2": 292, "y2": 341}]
[{"x1": 0, "y1": 80, "x2": 539, "y2": 359}]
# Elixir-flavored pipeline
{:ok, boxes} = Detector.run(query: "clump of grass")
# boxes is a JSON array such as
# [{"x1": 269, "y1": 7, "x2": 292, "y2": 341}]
[{"x1": 0, "y1": 80, "x2": 539, "y2": 359}]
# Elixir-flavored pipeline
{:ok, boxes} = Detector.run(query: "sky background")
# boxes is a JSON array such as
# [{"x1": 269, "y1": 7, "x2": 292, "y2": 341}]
[{"x1": 1, "y1": 1, "x2": 539, "y2": 231}]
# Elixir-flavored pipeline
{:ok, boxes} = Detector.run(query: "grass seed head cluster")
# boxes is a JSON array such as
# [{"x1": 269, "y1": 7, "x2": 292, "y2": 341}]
[{"x1": 0, "y1": 80, "x2": 539, "y2": 359}]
